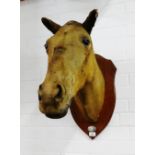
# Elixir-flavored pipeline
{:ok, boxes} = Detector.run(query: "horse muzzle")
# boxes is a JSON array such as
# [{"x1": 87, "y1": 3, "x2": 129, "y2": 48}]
[
  {"x1": 38, "y1": 84, "x2": 64, "y2": 102},
  {"x1": 45, "y1": 110, "x2": 68, "y2": 119},
  {"x1": 38, "y1": 82, "x2": 70, "y2": 119}
]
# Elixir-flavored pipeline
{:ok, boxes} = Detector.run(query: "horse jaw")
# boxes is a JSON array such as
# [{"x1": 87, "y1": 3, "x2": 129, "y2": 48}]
[{"x1": 74, "y1": 54, "x2": 105, "y2": 123}]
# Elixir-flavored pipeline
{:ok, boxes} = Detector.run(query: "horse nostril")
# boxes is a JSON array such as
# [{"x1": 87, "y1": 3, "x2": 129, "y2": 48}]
[
  {"x1": 38, "y1": 84, "x2": 43, "y2": 101},
  {"x1": 39, "y1": 84, "x2": 42, "y2": 90},
  {"x1": 54, "y1": 85, "x2": 63, "y2": 102},
  {"x1": 38, "y1": 94, "x2": 42, "y2": 101},
  {"x1": 56, "y1": 85, "x2": 62, "y2": 97}
]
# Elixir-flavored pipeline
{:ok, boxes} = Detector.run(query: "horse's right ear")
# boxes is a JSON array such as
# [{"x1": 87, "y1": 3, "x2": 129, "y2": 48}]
[
  {"x1": 41, "y1": 17, "x2": 61, "y2": 34},
  {"x1": 82, "y1": 9, "x2": 98, "y2": 34}
]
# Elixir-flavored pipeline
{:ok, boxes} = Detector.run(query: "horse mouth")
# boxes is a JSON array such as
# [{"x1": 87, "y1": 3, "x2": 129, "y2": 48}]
[{"x1": 45, "y1": 109, "x2": 68, "y2": 119}]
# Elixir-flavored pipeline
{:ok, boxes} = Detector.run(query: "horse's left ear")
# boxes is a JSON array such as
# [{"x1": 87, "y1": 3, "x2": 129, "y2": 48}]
[
  {"x1": 82, "y1": 9, "x2": 98, "y2": 34},
  {"x1": 41, "y1": 17, "x2": 61, "y2": 34}
]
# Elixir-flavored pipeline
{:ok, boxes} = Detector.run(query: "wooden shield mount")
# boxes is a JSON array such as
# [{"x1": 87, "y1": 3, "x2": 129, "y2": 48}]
[{"x1": 70, "y1": 54, "x2": 117, "y2": 139}]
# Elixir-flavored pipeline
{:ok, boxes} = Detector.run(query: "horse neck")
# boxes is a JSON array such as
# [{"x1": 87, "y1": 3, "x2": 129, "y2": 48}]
[{"x1": 75, "y1": 54, "x2": 105, "y2": 122}]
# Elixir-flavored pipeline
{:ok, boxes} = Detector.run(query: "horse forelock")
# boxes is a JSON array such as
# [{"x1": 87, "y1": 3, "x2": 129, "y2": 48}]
[{"x1": 65, "y1": 20, "x2": 81, "y2": 26}]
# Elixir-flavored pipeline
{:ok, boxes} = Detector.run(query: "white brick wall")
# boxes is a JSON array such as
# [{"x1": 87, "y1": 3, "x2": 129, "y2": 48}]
[{"x1": 21, "y1": 0, "x2": 135, "y2": 154}]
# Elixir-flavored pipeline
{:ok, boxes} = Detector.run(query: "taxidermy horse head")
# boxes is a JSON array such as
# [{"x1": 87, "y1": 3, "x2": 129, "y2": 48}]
[{"x1": 38, "y1": 9, "x2": 105, "y2": 122}]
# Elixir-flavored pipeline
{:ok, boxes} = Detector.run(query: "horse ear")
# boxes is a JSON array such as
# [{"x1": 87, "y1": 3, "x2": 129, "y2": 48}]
[
  {"x1": 41, "y1": 17, "x2": 61, "y2": 34},
  {"x1": 82, "y1": 9, "x2": 98, "y2": 34}
]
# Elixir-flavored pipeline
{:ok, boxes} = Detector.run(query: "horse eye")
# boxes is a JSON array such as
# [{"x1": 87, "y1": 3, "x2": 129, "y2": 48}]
[{"x1": 82, "y1": 37, "x2": 90, "y2": 46}]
